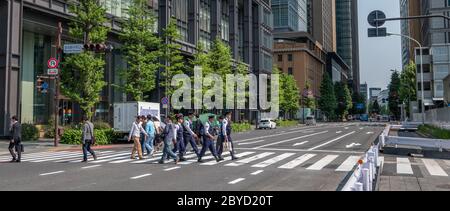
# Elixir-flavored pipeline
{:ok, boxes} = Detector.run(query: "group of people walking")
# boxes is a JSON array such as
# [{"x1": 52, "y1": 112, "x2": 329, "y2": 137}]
[
  {"x1": 125, "y1": 111, "x2": 239, "y2": 165},
  {"x1": 5, "y1": 112, "x2": 239, "y2": 165}
]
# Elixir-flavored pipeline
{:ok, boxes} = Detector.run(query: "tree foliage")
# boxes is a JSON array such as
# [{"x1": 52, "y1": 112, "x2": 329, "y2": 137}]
[
  {"x1": 62, "y1": 0, "x2": 109, "y2": 119},
  {"x1": 334, "y1": 82, "x2": 353, "y2": 120},
  {"x1": 388, "y1": 70, "x2": 401, "y2": 120},
  {"x1": 318, "y1": 73, "x2": 337, "y2": 120},
  {"x1": 275, "y1": 67, "x2": 301, "y2": 114},
  {"x1": 399, "y1": 61, "x2": 417, "y2": 117},
  {"x1": 118, "y1": 0, "x2": 161, "y2": 101}
]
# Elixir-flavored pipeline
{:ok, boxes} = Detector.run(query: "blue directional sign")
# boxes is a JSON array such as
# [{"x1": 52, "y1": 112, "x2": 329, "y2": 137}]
[
  {"x1": 356, "y1": 103, "x2": 365, "y2": 110},
  {"x1": 42, "y1": 82, "x2": 49, "y2": 90},
  {"x1": 161, "y1": 97, "x2": 169, "y2": 105}
]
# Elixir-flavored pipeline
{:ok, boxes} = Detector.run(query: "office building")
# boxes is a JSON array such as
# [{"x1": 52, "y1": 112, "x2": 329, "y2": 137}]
[
  {"x1": 369, "y1": 88, "x2": 382, "y2": 102},
  {"x1": 0, "y1": 0, "x2": 273, "y2": 137},
  {"x1": 272, "y1": 0, "x2": 308, "y2": 32},
  {"x1": 400, "y1": 0, "x2": 422, "y2": 68},
  {"x1": 335, "y1": 0, "x2": 360, "y2": 92},
  {"x1": 360, "y1": 83, "x2": 368, "y2": 100}
]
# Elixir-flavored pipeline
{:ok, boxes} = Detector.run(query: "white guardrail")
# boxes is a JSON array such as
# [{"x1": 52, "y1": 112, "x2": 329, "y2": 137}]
[{"x1": 341, "y1": 125, "x2": 389, "y2": 191}]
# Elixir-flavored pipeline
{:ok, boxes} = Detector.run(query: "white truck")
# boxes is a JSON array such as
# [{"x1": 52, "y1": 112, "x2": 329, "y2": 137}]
[{"x1": 113, "y1": 102, "x2": 161, "y2": 139}]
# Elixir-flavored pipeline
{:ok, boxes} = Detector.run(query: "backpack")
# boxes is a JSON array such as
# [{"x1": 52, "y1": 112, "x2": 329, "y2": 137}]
[{"x1": 196, "y1": 121, "x2": 205, "y2": 136}]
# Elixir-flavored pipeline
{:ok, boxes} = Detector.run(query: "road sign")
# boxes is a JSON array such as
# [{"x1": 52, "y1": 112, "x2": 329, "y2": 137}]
[
  {"x1": 368, "y1": 27, "x2": 387, "y2": 37},
  {"x1": 47, "y1": 58, "x2": 59, "y2": 69},
  {"x1": 368, "y1": 10, "x2": 386, "y2": 27},
  {"x1": 47, "y1": 68, "x2": 59, "y2": 75},
  {"x1": 161, "y1": 97, "x2": 169, "y2": 105},
  {"x1": 356, "y1": 103, "x2": 365, "y2": 110},
  {"x1": 42, "y1": 82, "x2": 49, "y2": 90},
  {"x1": 64, "y1": 44, "x2": 84, "y2": 54}
]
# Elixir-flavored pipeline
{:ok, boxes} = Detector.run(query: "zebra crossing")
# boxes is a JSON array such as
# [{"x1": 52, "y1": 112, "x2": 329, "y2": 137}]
[
  {"x1": 3, "y1": 150, "x2": 450, "y2": 177},
  {"x1": 381, "y1": 156, "x2": 450, "y2": 177}
]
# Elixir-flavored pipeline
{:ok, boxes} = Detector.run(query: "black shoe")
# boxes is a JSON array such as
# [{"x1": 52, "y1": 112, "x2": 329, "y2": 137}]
[
  {"x1": 16, "y1": 160, "x2": 21, "y2": 163},
  {"x1": 158, "y1": 160, "x2": 165, "y2": 164},
  {"x1": 232, "y1": 156, "x2": 239, "y2": 160},
  {"x1": 218, "y1": 156, "x2": 225, "y2": 161},
  {"x1": 81, "y1": 160, "x2": 88, "y2": 163},
  {"x1": 179, "y1": 157, "x2": 187, "y2": 162},
  {"x1": 197, "y1": 158, "x2": 204, "y2": 163},
  {"x1": 215, "y1": 156, "x2": 220, "y2": 162},
  {"x1": 93, "y1": 155, "x2": 97, "y2": 161}
]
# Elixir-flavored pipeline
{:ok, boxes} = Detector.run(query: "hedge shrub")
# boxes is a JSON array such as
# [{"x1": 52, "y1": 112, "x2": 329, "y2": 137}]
[
  {"x1": 276, "y1": 120, "x2": 298, "y2": 128},
  {"x1": 60, "y1": 128, "x2": 117, "y2": 145},
  {"x1": 419, "y1": 125, "x2": 450, "y2": 139},
  {"x1": 21, "y1": 123, "x2": 39, "y2": 141},
  {"x1": 233, "y1": 123, "x2": 252, "y2": 133}
]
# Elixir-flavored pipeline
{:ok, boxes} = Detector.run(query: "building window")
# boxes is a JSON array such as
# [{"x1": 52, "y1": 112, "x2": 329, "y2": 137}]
[
  {"x1": 418, "y1": 82, "x2": 432, "y2": 91},
  {"x1": 288, "y1": 54, "x2": 293, "y2": 61},
  {"x1": 417, "y1": 64, "x2": 431, "y2": 73},
  {"x1": 278, "y1": 54, "x2": 283, "y2": 62},
  {"x1": 288, "y1": 67, "x2": 293, "y2": 75}
]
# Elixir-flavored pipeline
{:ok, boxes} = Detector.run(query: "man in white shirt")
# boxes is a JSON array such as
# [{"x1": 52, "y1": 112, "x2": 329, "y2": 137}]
[
  {"x1": 198, "y1": 115, "x2": 220, "y2": 163},
  {"x1": 128, "y1": 116, "x2": 148, "y2": 160}
]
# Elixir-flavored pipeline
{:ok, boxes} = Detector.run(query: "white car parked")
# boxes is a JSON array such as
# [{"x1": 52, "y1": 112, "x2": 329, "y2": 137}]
[{"x1": 258, "y1": 119, "x2": 277, "y2": 129}]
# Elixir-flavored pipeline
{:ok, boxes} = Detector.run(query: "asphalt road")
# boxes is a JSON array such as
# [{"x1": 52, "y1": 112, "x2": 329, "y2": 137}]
[{"x1": 0, "y1": 123, "x2": 384, "y2": 191}]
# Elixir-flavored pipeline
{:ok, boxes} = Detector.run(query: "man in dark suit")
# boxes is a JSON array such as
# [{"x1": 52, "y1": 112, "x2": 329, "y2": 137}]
[{"x1": 9, "y1": 116, "x2": 22, "y2": 163}]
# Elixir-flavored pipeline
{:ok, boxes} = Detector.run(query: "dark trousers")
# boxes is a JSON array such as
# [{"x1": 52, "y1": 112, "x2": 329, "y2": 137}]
[
  {"x1": 216, "y1": 135, "x2": 235, "y2": 157},
  {"x1": 82, "y1": 140, "x2": 96, "y2": 161},
  {"x1": 172, "y1": 138, "x2": 186, "y2": 157},
  {"x1": 9, "y1": 140, "x2": 21, "y2": 161},
  {"x1": 199, "y1": 137, "x2": 217, "y2": 159},
  {"x1": 184, "y1": 134, "x2": 199, "y2": 155}
]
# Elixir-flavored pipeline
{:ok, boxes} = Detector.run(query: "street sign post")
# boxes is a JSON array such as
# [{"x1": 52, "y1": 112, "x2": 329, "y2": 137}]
[
  {"x1": 47, "y1": 58, "x2": 59, "y2": 69},
  {"x1": 162, "y1": 97, "x2": 169, "y2": 109},
  {"x1": 63, "y1": 44, "x2": 84, "y2": 54},
  {"x1": 47, "y1": 68, "x2": 59, "y2": 75},
  {"x1": 367, "y1": 10, "x2": 387, "y2": 37}
]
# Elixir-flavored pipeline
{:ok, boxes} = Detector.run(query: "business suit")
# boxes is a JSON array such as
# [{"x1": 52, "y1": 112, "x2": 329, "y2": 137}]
[{"x1": 9, "y1": 121, "x2": 22, "y2": 162}]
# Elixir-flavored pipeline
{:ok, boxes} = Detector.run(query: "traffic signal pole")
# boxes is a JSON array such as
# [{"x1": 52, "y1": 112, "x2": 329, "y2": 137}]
[{"x1": 54, "y1": 22, "x2": 62, "y2": 147}]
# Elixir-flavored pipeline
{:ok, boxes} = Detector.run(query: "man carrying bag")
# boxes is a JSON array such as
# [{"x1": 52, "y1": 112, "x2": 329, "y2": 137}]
[{"x1": 9, "y1": 116, "x2": 22, "y2": 163}]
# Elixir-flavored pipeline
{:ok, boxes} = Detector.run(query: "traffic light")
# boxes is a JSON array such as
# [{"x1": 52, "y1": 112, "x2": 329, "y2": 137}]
[
  {"x1": 84, "y1": 43, "x2": 114, "y2": 53},
  {"x1": 36, "y1": 77, "x2": 43, "y2": 93}
]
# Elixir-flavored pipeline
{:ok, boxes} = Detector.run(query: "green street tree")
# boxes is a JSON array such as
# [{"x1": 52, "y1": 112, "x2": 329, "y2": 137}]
[
  {"x1": 388, "y1": 70, "x2": 401, "y2": 120},
  {"x1": 399, "y1": 61, "x2": 417, "y2": 117},
  {"x1": 370, "y1": 100, "x2": 381, "y2": 115},
  {"x1": 161, "y1": 18, "x2": 186, "y2": 100},
  {"x1": 275, "y1": 67, "x2": 300, "y2": 118},
  {"x1": 118, "y1": 0, "x2": 161, "y2": 101},
  {"x1": 334, "y1": 82, "x2": 353, "y2": 120},
  {"x1": 318, "y1": 73, "x2": 337, "y2": 121},
  {"x1": 61, "y1": 0, "x2": 110, "y2": 119},
  {"x1": 304, "y1": 82, "x2": 316, "y2": 109},
  {"x1": 351, "y1": 92, "x2": 366, "y2": 115}
]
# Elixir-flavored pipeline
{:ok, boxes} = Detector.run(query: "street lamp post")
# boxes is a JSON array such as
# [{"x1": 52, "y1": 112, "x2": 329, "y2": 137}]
[{"x1": 386, "y1": 33, "x2": 425, "y2": 124}]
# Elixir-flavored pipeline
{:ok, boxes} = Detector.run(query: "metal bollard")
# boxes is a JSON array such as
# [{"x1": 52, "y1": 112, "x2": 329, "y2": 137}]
[{"x1": 363, "y1": 168, "x2": 370, "y2": 191}]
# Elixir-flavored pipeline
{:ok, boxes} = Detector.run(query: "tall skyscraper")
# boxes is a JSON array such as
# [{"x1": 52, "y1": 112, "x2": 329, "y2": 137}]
[
  {"x1": 400, "y1": 0, "x2": 422, "y2": 68},
  {"x1": 310, "y1": 0, "x2": 336, "y2": 53},
  {"x1": 272, "y1": 0, "x2": 308, "y2": 32},
  {"x1": 335, "y1": 0, "x2": 360, "y2": 92}
]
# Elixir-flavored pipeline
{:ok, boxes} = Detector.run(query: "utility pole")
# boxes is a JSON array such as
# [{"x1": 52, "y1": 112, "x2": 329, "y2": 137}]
[{"x1": 54, "y1": 22, "x2": 62, "y2": 147}]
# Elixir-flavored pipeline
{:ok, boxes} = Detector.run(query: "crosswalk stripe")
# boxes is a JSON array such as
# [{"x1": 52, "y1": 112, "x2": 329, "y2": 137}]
[
  {"x1": 251, "y1": 153, "x2": 295, "y2": 168},
  {"x1": 200, "y1": 152, "x2": 255, "y2": 166},
  {"x1": 130, "y1": 173, "x2": 152, "y2": 180},
  {"x1": 121, "y1": 152, "x2": 164, "y2": 164},
  {"x1": 293, "y1": 141, "x2": 308, "y2": 146},
  {"x1": 306, "y1": 155, "x2": 339, "y2": 170},
  {"x1": 422, "y1": 159, "x2": 448, "y2": 177},
  {"x1": 164, "y1": 166, "x2": 181, "y2": 171},
  {"x1": 397, "y1": 158, "x2": 413, "y2": 175},
  {"x1": 335, "y1": 156, "x2": 361, "y2": 172},
  {"x1": 55, "y1": 151, "x2": 123, "y2": 163},
  {"x1": 278, "y1": 154, "x2": 317, "y2": 169},
  {"x1": 30, "y1": 151, "x2": 117, "y2": 162},
  {"x1": 225, "y1": 152, "x2": 275, "y2": 167},
  {"x1": 22, "y1": 152, "x2": 81, "y2": 162},
  {"x1": 251, "y1": 170, "x2": 264, "y2": 175},
  {"x1": 228, "y1": 178, "x2": 245, "y2": 184},
  {"x1": 90, "y1": 153, "x2": 132, "y2": 163},
  {"x1": 5, "y1": 151, "x2": 76, "y2": 162}
]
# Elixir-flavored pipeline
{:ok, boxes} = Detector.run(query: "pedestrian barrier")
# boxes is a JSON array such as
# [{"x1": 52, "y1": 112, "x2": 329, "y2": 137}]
[{"x1": 339, "y1": 125, "x2": 389, "y2": 191}]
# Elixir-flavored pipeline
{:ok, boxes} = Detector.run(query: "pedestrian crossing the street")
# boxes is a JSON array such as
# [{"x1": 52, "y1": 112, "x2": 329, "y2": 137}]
[{"x1": 3, "y1": 150, "x2": 450, "y2": 177}]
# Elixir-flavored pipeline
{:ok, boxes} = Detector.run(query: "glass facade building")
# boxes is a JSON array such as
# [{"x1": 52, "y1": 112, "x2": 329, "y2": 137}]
[
  {"x1": 272, "y1": 0, "x2": 307, "y2": 32},
  {"x1": 0, "y1": 0, "x2": 273, "y2": 137}
]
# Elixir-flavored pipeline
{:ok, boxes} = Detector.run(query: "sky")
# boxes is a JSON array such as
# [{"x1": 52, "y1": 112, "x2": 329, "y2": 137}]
[{"x1": 358, "y1": 0, "x2": 403, "y2": 90}]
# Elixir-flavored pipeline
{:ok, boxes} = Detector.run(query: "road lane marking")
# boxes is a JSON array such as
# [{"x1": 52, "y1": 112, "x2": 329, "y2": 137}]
[
  {"x1": 366, "y1": 132, "x2": 374, "y2": 135},
  {"x1": 236, "y1": 126, "x2": 328, "y2": 143},
  {"x1": 238, "y1": 140, "x2": 266, "y2": 146},
  {"x1": 251, "y1": 153, "x2": 295, "y2": 168},
  {"x1": 55, "y1": 151, "x2": 118, "y2": 163},
  {"x1": 130, "y1": 174, "x2": 152, "y2": 180},
  {"x1": 225, "y1": 152, "x2": 275, "y2": 167},
  {"x1": 39, "y1": 171, "x2": 65, "y2": 176},
  {"x1": 336, "y1": 156, "x2": 361, "y2": 172},
  {"x1": 278, "y1": 154, "x2": 317, "y2": 169},
  {"x1": 344, "y1": 127, "x2": 349, "y2": 130},
  {"x1": 336, "y1": 131, "x2": 342, "y2": 134},
  {"x1": 201, "y1": 152, "x2": 255, "y2": 165},
  {"x1": 81, "y1": 165, "x2": 102, "y2": 169},
  {"x1": 307, "y1": 131, "x2": 356, "y2": 151},
  {"x1": 27, "y1": 152, "x2": 82, "y2": 162},
  {"x1": 253, "y1": 131, "x2": 329, "y2": 149},
  {"x1": 306, "y1": 155, "x2": 339, "y2": 170},
  {"x1": 235, "y1": 147, "x2": 365, "y2": 154},
  {"x1": 293, "y1": 141, "x2": 308, "y2": 146},
  {"x1": 397, "y1": 158, "x2": 414, "y2": 175},
  {"x1": 345, "y1": 143, "x2": 361, "y2": 149},
  {"x1": 90, "y1": 154, "x2": 131, "y2": 163},
  {"x1": 164, "y1": 166, "x2": 181, "y2": 171},
  {"x1": 228, "y1": 178, "x2": 245, "y2": 184},
  {"x1": 422, "y1": 159, "x2": 448, "y2": 177},
  {"x1": 251, "y1": 170, "x2": 264, "y2": 175}
]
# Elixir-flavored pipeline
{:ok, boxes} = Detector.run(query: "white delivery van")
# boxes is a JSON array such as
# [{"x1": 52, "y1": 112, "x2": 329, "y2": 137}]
[{"x1": 113, "y1": 102, "x2": 161, "y2": 138}]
